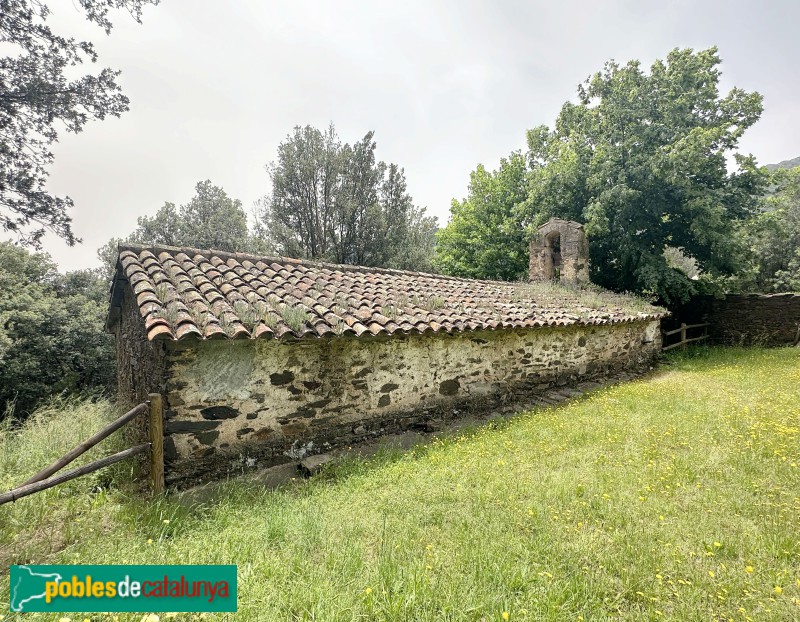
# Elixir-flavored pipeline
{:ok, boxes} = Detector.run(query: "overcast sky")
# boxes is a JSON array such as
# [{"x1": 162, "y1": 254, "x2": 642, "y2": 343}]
[{"x1": 37, "y1": 0, "x2": 800, "y2": 271}]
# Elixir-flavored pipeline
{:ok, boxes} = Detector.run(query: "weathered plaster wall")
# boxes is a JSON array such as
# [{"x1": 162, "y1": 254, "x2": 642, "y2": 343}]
[{"x1": 161, "y1": 320, "x2": 661, "y2": 484}]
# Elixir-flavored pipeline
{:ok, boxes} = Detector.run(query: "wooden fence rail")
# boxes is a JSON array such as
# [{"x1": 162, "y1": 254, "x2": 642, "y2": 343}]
[
  {"x1": 0, "y1": 444, "x2": 150, "y2": 506},
  {"x1": 662, "y1": 322, "x2": 710, "y2": 351},
  {"x1": 20, "y1": 403, "x2": 149, "y2": 486},
  {"x1": 0, "y1": 396, "x2": 164, "y2": 507},
  {"x1": 148, "y1": 393, "x2": 165, "y2": 494}
]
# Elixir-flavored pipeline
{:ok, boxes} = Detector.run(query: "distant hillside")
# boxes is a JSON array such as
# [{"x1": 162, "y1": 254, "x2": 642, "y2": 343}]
[{"x1": 766, "y1": 156, "x2": 800, "y2": 171}]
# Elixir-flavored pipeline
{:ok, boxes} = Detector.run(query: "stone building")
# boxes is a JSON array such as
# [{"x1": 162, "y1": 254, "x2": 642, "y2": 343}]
[
  {"x1": 529, "y1": 218, "x2": 590, "y2": 284},
  {"x1": 107, "y1": 225, "x2": 664, "y2": 484}
]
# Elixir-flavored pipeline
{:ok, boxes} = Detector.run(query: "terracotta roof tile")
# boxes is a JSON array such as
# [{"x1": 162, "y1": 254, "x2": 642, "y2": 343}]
[{"x1": 108, "y1": 244, "x2": 666, "y2": 341}]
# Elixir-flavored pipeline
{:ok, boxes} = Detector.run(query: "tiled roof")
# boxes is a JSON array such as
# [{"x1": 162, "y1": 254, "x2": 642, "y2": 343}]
[{"x1": 108, "y1": 244, "x2": 666, "y2": 342}]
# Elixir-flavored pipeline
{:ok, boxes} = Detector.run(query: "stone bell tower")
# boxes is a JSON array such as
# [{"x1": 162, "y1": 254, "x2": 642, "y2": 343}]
[{"x1": 529, "y1": 218, "x2": 590, "y2": 284}]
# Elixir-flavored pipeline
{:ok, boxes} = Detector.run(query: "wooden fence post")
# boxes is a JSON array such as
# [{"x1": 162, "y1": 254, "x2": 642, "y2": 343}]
[
  {"x1": 148, "y1": 394, "x2": 165, "y2": 494},
  {"x1": 680, "y1": 323, "x2": 687, "y2": 351}
]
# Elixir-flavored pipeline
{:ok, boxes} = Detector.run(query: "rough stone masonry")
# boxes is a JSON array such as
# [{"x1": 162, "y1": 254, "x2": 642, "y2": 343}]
[
  {"x1": 159, "y1": 320, "x2": 660, "y2": 483},
  {"x1": 107, "y1": 222, "x2": 665, "y2": 486}
]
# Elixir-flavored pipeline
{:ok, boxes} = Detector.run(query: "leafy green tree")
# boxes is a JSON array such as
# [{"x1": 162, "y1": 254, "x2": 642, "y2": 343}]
[
  {"x1": 256, "y1": 124, "x2": 438, "y2": 271},
  {"x1": 130, "y1": 201, "x2": 182, "y2": 247},
  {"x1": 524, "y1": 47, "x2": 766, "y2": 304},
  {"x1": 1, "y1": 0, "x2": 158, "y2": 247},
  {"x1": 0, "y1": 243, "x2": 115, "y2": 418},
  {"x1": 133, "y1": 181, "x2": 249, "y2": 250},
  {"x1": 257, "y1": 125, "x2": 341, "y2": 260},
  {"x1": 438, "y1": 48, "x2": 766, "y2": 304},
  {"x1": 99, "y1": 180, "x2": 251, "y2": 278},
  {"x1": 744, "y1": 167, "x2": 800, "y2": 292},
  {"x1": 434, "y1": 153, "x2": 529, "y2": 281}
]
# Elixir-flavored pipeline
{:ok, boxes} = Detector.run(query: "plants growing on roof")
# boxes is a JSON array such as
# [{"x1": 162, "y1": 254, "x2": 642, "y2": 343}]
[
  {"x1": 425, "y1": 295, "x2": 446, "y2": 311},
  {"x1": 279, "y1": 305, "x2": 311, "y2": 333},
  {"x1": 233, "y1": 300, "x2": 261, "y2": 331}
]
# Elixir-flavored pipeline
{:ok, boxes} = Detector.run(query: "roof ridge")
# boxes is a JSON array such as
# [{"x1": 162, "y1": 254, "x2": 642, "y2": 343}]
[{"x1": 117, "y1": 242, "x2": 492, "y2": 284}]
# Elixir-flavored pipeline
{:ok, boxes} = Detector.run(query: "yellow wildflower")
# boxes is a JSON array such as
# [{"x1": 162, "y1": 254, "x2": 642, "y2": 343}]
[{"x1": 502, "y1": 612, "x2": 510, "y2": 621}]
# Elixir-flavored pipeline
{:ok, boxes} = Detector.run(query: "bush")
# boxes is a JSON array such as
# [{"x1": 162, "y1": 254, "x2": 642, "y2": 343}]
[{"x1": 0, "y1": 243, "x2": 115, "y2": 418}]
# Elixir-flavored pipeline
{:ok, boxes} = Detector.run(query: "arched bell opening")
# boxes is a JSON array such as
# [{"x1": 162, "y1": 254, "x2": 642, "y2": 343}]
[
  {"x1": 529, "y1": 218, "x2": 590, "y2": 285},
  {"x1": 543, "y1": 231, "x2": 562, "y2": 281}
]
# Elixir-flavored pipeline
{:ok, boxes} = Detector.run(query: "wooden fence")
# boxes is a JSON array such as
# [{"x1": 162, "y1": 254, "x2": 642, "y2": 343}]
[
  {"x1": 662, "y1": 322, "x2": 710, "y2": 351},
  {"x1": 0, "y1": 393, "x2": 165, "y2": 507}
]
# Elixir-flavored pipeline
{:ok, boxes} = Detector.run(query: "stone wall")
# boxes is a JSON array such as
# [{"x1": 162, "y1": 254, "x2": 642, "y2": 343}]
[
  {"x1": 111, "y1": 287, "x2": 167, "y2": 443},
  {"x1": 700, "y1": 293, "x2": 800, "y2": 346},
  {"x1": 529, "y1": 219, "x2": 590, "y2": 284},
  {"x1": 160, "y1": 320, "x2": 661, "y2": 484}
]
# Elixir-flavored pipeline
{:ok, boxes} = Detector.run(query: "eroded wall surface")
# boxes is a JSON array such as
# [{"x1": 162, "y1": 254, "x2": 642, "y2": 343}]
[
  {"x1": 529, "y1": 219, "x2": 590, "y2": 284},
  {"x1": 161, "y1": 320, "x2": 661, "y2": 483}
]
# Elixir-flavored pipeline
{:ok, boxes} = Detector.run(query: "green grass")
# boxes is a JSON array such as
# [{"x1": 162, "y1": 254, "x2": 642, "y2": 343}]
[
  {"x1": 1, "y1": 347, "x2": 799, "y2": 621},
  {"x1": 1, "y1": 398, "x2": 135, "y2": 566}
]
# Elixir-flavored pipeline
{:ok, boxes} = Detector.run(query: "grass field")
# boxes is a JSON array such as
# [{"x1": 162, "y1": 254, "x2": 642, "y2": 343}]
[{"x1": 1, "y1": 347, "x2": 799, "y2": 621}]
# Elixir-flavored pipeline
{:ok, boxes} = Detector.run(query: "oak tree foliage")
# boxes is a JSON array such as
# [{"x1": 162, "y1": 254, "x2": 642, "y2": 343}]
[
  {"x1": 1, "y1": 0, "x2": 158, "y2": 247},
  {"x1": 0, "y1": 242, "x2": 114, "y2": 417},
  {"x1": 434, "y1": 153, "x2": 529, "y2": 281},
  {"x1": 742, "y1": 167, "x2": 800, "y2": 292},
  {"x1": 436, "y1": 48, "x2": 767, "y2": 304},
  {"x1": 98, "y1": 180, "x2": 251, "y2": 279}
]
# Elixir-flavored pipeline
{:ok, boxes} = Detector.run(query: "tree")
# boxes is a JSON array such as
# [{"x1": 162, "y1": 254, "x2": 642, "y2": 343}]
[
  {"x1": 256, "y1": 124, "x2": 438, "y2": 271},
  {"x1": 745, "y1": 167, "x2": 800, "y2": 292},
  {"x1": 434, "y1": 153, "x2": 529, "y2": 281},
  {"x1": 0, "y1": 242, "x2": 115, "y2": 418},
  {"x1": 378, "y1": 163, "x2": 438, "y2": 272},
  {"x1": 98, "y1": 180, "x2": 251, "y2": 278},
  {"x1": 257, "y1": 125, "x2": 341, "y2": 260},
  {"x1": 438, "y1": 48, "x2": 766, "y2": 304},
  {"x1": 1, "y1": 0, "x2": 158, "y2": 247},
  {"x1": 524, "y1": 47, "x2": 766, "y2": 304}
]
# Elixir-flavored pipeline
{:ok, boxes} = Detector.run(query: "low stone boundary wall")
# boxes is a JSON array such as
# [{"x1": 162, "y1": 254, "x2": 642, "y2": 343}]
[{"x1": 679, "y1": 293, "x2": 800, "y2": 346}]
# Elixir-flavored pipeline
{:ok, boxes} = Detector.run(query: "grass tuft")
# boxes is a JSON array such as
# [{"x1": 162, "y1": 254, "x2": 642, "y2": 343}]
[{"x1": 278, "y1": 304, "x2": 311, "y2": 333}]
